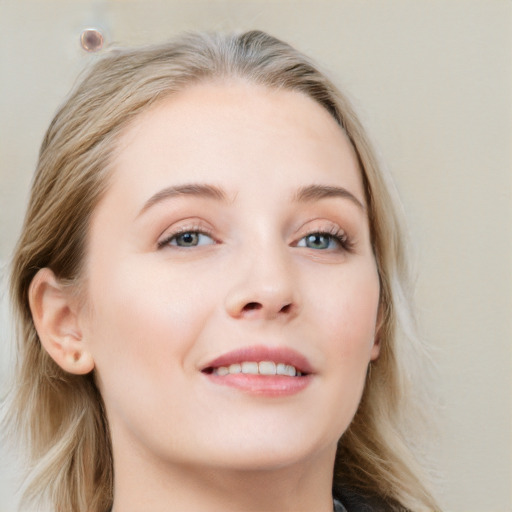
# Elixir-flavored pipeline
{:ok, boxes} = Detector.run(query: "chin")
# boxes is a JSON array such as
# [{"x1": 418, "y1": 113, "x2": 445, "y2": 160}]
[{"x1": 198, "y1": 431, "x2": 335, "y2": 473}]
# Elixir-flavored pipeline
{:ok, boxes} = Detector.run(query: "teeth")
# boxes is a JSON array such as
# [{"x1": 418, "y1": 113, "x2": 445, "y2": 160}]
[
  {"x1": 277, "y1": 363, "x2": 296, "y2": 377},
  {"x1": 241, "y1": 362, "x2": 259, "y2": 374},
  {"x1": 276, "y1": 363, "x2": 287, "y2": 375},
  {"x1": 259, "y1": 361, "x2": 276, "y2": 375},
  {"x1": 287, "y1": 366, "x2": 297, "y2": 377},
  {"x1": 213, "y1": 361, "x2": 301, "y2": 377},
  {"x1": 229, "y1": 363, "x2": 241, "y2": 374}
]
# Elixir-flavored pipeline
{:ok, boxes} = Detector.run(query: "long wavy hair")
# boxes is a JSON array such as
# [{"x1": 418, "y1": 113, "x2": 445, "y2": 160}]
[{"x1": 6, "y1": 30, "x2": 438, "y2": 511}]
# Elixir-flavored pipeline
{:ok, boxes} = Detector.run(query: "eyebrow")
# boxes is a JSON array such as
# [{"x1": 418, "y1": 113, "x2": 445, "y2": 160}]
[
  {"x1": 293, "y1": 184, "x2": 366, "y2": 211},
  {"x1": 138, "y1": 182, "x2": 365, "y2": 217},
  {"x1": 138, "y1": 183, "x2": 228, "y2": 217}
]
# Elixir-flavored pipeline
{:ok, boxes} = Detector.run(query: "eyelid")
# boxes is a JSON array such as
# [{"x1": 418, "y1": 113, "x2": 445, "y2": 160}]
[
  {"x1": 156, "y1": 219, "x2": 355, "y2": 251},
  {"x1": 294, "y1": 223, "x2": 354, "y2": 252},
  {"x1": 157, "y1": 223, "x2": 216, "y2": 249}
]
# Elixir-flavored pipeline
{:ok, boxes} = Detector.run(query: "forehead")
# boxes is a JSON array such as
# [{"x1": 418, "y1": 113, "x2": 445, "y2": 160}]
[{"x1": 109, "y1": 80, "x2": 364, "y2": 209}]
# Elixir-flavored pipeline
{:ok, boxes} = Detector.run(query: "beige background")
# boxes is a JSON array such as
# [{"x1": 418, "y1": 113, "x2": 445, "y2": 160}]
[{"x1": 1, "y1": 1, "x2": 511, "y2": 511}]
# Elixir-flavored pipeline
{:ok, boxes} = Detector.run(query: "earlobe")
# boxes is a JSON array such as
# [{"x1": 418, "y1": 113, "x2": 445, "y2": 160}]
[{"x1": 29, "y1": 268, "x2": 94, "y2": 375}]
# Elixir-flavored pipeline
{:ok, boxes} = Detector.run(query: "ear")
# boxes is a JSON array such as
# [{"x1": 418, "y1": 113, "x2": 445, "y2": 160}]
[
  {"x1": 370, "y1": 303, "x2": 385, "y2": 361},
  {"x1": 370, "y1": 338, "x2": 381, "y2": 361},
  {"x1": 29, "y1": 268, "x2": 94, "y2": 375}
]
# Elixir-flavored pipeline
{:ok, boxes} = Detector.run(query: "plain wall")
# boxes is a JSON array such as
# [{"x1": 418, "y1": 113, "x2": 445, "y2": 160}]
[{"x1": 1, "y1": 1, "x2": 510, "y2": 511}]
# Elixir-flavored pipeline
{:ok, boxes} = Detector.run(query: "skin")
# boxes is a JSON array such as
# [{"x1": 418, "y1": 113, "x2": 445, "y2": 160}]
[{"x1": 32, "y1": 81, "x2": 381, "y2": 511}]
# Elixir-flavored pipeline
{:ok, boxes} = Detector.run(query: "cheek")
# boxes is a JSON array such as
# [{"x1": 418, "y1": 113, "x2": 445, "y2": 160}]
[
  {"x1": 315, "y1": 260, "x2": 380, "y2": 356},
  {"x1": 82, "y1": 257, "x2": 215, "y2": 399},
  {"x1": 322, "y1": 264, "x2": 380, "y2": 431},
  {"x1": 307, "y1": 258, "x2": 379, "y2": 419}
]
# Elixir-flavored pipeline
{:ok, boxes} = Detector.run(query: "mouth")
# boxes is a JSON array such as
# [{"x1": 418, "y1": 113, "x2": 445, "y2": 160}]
[
  {"x1": 203, "y1": 361, "x2": 305, "y2": 377},
  {"x1": 201, "y1": 345, "x2": 313, "y2": 396}
]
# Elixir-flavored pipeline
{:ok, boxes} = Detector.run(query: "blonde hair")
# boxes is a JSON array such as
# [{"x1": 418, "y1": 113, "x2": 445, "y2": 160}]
[{"x1": 6, "y1": 30, "x2": 438, "y2": 511}]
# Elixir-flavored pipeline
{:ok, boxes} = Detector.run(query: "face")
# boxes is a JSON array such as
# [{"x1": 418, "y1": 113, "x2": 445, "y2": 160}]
[{"x1": 80, "y1": 81, "x2": 381, "y2": 474}]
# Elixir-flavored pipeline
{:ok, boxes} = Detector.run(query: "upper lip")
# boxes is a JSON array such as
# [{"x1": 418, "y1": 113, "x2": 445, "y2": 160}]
[{"x1": 201, "y1": 345, "x2": 314, "y2": 375}]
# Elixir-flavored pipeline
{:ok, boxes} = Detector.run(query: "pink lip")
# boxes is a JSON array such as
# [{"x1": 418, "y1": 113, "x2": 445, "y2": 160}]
[
  {"x1": 201, "y1": 345, "x2": 314, "y2": 397},
  {"x1": 202, "y1": 345, "x2": 314, "y2": 374}
]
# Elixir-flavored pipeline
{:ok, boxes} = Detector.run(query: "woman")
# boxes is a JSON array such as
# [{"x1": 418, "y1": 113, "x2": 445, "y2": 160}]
[{"x1": 6, "y1": 30, "x2": 438, "y2": 511}]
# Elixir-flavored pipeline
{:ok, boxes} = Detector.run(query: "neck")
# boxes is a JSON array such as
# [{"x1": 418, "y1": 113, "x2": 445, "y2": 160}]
[{"x1": 111, "y1": 445, "x2": 337, "y2": 512}]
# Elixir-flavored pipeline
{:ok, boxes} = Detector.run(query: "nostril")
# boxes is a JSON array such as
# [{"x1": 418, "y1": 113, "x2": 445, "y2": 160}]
[
  {"x1": 280, "y1": 303, "x2": 292, "y2": 314},
  {"x1": 243, "y1": 302, "x2": 262, "y2": 311}
]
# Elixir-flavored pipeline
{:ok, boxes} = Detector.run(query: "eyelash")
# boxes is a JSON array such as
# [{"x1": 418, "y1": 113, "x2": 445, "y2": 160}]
[
  {"x1": 157, "y1": 226, "x2": 354, "y2": 252},
  {"x1": 157, "y1": 226, "x2": 215, "y2": 249},
  {"x1": 298, "y1": 227, "x2": 354, "y2": 252}
]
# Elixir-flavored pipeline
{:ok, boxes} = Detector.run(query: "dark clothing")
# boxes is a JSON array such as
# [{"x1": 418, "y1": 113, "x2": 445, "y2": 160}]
[
  {"x1": 334, "y1": 486, "x2": 396, "y2": 511},
  {"x1": 334, "y1": 497, "x2": 348, "y2": 512}
]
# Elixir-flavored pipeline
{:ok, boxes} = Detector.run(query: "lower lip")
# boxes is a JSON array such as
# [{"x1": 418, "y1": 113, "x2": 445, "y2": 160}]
[{"x1": 204, "y1": 373, "x2": 312, "y2": 396}]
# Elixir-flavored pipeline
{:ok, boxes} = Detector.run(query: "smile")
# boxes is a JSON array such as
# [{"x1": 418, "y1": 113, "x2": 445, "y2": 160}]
[
  {"x1": 211, "y1": 361, "x2": 303, "y2": 377},
  {"x1": 201, "y1": 345, "x2": 313, "y2": 396}
]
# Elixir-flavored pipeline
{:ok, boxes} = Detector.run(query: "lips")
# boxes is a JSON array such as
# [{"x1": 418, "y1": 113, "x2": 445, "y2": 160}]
[
  {"x1": 201, "y1": 345, "x2": 314, "y2": 375},
  {"x1": 201, "y1": 345, "x2": 314, "y2": 396}
]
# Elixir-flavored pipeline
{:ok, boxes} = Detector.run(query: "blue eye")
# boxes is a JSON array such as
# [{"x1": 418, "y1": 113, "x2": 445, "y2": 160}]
[
  {"x1": 297, "y1": 231, "x2": 350, "y2": 251},
  {"x1": 161, "y1": 231, "x2": 215, "y2": 248},
  {"x1": 305, "y1": 234, "x2": 331, "y2": 250}
]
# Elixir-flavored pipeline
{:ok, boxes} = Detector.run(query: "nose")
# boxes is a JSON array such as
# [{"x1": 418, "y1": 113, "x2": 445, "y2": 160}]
[{"x1": 224, "y1": 244, "x2": 300, "y2": 321}]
